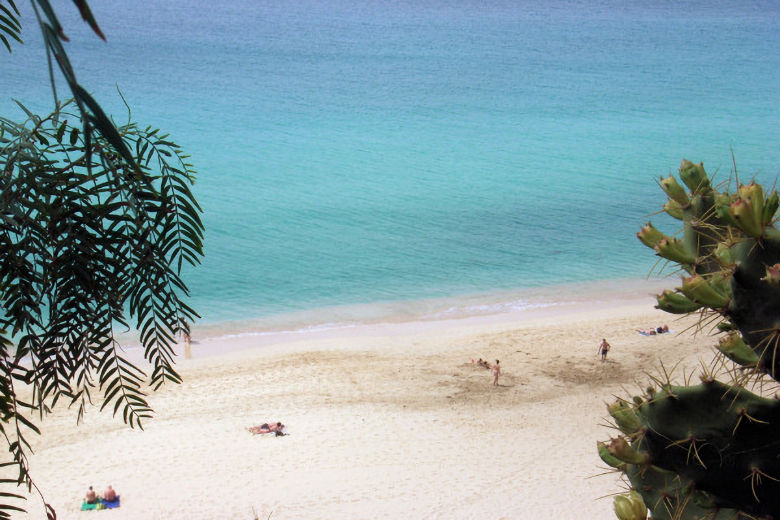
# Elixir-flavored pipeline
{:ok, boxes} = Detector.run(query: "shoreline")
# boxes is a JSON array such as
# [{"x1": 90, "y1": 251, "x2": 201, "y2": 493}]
[{"x1": 174, "y1": 276, "x2": 673, "y2": 360}]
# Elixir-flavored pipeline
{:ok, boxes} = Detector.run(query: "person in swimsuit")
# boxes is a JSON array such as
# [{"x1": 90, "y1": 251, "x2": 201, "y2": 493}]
[
  {"x1": 598, "y1": 338, "x2": 611, "y2": 361},
  {"x1": 249, "y1": 422, "x2": 285, "y2": 435},
  {"x1": 85, "y1": 486, "x2": 98, "y2": 504},
  {"x1": 103, "y1": 485, "x2": 117, "y2": 501},
  {"x1": 492, "y1": 359, "x2": 500, "y2": 386}
]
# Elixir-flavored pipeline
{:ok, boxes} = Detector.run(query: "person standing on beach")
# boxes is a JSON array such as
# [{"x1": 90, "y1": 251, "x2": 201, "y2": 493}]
[
  {"x1": 492, "y1": 359, "x2": 501, "y2": 386},
  {"x1": 598, "y1": 338, "x2": 611, "y2": 361},
  {"x1": 182, "y1": 320, "x2": 192, "y2": 359}
]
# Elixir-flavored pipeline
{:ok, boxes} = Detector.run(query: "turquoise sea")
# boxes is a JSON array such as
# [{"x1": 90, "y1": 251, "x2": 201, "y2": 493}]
[{"x1": 2, "y1": 0, "x2": 780, "y2": 333}]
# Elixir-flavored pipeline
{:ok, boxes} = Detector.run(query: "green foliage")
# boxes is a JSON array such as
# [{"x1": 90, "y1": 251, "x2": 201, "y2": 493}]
[
  {"x1": 0, "y1": 1, "x2": 21, "y2": 53},
  {"x1": 0, "y1": 98, "x2": 203, "y2": 518},
  {"x1": 1, "y1": 2, "x2": 204, "y2": 518},
  {"x1": 600, "y1": 160, "x2": 780, "y2": 520}
]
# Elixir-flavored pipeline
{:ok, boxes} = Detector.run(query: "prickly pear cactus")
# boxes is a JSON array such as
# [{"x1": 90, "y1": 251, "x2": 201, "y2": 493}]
[{"x1": 599, "y1": 160, "x2": 780, "y2": 520}]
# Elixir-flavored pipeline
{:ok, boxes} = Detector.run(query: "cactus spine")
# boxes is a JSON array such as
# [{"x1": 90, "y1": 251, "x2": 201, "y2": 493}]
[{"x1": 600, "y1": 159, "x2": 780, "y2": 520}]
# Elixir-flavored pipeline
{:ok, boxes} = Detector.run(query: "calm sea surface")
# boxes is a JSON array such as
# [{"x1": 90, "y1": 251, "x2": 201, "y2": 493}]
[{"x1": 2, "y1": 0, "x2": 779, "y2": 330}]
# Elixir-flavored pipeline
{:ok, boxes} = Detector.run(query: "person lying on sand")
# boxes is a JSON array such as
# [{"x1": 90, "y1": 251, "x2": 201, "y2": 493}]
[
  {"x1": 637, "y1": 325, "x2": 670, "y2": 336},
  {"x1": 248, "y1": 422, "x2": 286, "y2": 436},
  {"x1": 475, "y1": 358, "x2": 491, "y2": 369}
]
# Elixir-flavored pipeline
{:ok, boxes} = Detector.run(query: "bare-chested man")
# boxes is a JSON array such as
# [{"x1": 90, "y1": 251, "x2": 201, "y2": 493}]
[
  {"x1": 85, "y1": 486, "x2": 98, "y2": 504},
  {"x1": 598, "y1": 338, "x2": 611, "y2": 361},
  {"x1": 103, "y1": 485, "x2": 117, "y2": 501}
]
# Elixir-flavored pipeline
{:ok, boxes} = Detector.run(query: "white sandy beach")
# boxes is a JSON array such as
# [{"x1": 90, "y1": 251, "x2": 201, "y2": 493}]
[{"x1": 15, "y1": 290, "x2": 716, "y2": 520}]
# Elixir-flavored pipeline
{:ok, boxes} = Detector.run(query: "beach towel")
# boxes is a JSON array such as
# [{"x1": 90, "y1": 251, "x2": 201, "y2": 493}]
[{"x1": 80, "y1": 496, "x2": 120, "y2": 511}]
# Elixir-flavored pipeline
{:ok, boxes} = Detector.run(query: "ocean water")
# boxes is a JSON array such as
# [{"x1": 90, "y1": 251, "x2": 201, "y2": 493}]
[{"x1": 2, "y1": 0, "x2": 780, "y2": 331}]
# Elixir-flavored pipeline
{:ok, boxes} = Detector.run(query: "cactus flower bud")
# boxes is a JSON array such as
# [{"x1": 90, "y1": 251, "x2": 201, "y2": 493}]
[
  {"x1": 654, "y1": 237, "x2": 696, "y2": 265},
  {"x1": 608, "y1": 437, "x2": 649, "y2": 465},
  {"x1": 662, "y1": 199, "x2": 684, "y2": 220},
  {"x1": 680, "y1": 275, "x2": 729, "y2": 309},
  {"x1": 660, "y1": 175, "x2": 690, "y2": 206},
  {"x1": 608, "y1": 401, "x2": 642, "y2": 435},
  {"x1": 597, "y1": 441, "x2": 626, "y2": 469},
  {"x1": 614, "y1": 492, "x2": 647, "y2": 520},
  {"x1": 637, "y1": 223, "x2": 667, "y2": 249},
  {"x1": 655, "y1": 290, "x2": 701, "y2": 314},
  {"x1": 741, "y1": 182, "x2": 765, "y2": 230},
  {"x1": 629, "y1": 491, "x2": 647, "y2": 520},
  {"x1": 713, "y1": 243, "x2": 734, "y2": 266},
  {"x1": 717, "y1": 332, "x2": 759, "y2": 366},
  {"x1": 730, "y1": 196, "x2": 764, "y2": 238},
  {"x1": 679, "y1": 160, "x2": 710, "y2": 193},
  {"x1": 708, "y1": 274, "x2": 732, "y2": 299},
  {"x1": 762, "y1": 263, "x2": 780, "y2": 286},
  {"x1": 614, "y1": 495, "x2": 635, "y2": 520},
  {"x1": 717, "y1": 321, "x2": 734, "y2": 332},
  {"x1": 714, "y1": 193, "x2": 739, "y2": 227},
  {"x1": 764, "y1": 191, "x2": 779, "y2": 225}
]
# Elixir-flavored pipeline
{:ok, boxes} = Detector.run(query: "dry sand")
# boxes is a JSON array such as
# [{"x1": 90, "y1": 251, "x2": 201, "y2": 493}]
[{"x1": 16, "y1": 293, "x2": 717, "y2": 519}]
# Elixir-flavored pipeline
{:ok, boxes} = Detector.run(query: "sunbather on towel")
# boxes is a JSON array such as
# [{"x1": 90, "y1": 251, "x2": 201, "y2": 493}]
[
  {"x1": 249, "y1": 422, "x2": 286, "y2": 436},
  {"x1": 103, "y1": 485, "x2": 117, "y2": 501},
  {"x1": 85, "y1": 486, "x2": 98, "y2": 504}
]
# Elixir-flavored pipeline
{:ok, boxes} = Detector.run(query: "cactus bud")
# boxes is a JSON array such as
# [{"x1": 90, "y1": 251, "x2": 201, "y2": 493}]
[
  {"x1": 637, "y1": 223, "x2": 667, "y2": 249},
  {"x1": 608, "y1": 401, "x2": 641, "y2": 435},
  {"x1": 739, "y1": 182, "x2": 765, "y2": 224},
  {"x1": 598, "y1": 441, "x2": 626, "y2": 469},
  {"x1": 679, "y1": 160, "x2": 710, "y2": 193},
  {"x1": 709, "y1": 274, "x2": 732, "y2": 299},
  {"x1": 662, "y1": 200, "x2": 684, "y2": 220},
  {"x1": 713, "y1": 243, "x2": 735, "y2": 266},
  {"x1": 714, "y1": 193, "x2": 739, "y2": 227},
  {"x1": 608, "y1": 437, "x2": 649, "y2": 465},
  {"x1": 680, "y1": 275, "x2": 729, "y2": 309},
  {"x1": 660, "y1": 175, "x2": 690, "y2": 206},
  {"x1": 614, "y1": 495, "x2": 635, "y2": 520},
  {"x1": 628, "y1": 491, "x2": 647, "y2": 520},
  {"x1": 764, "y1": 191, "x2": 779, "y2": 225},
  {"x1": 717, "y1": 332, "x2": 759, "y2": 366},
  {"x1": 614, "y1": 492, "x2": 647, "y2": 520},
  {"x1": 655, "y1": 290, "x2": 701, "y2": 314},
  {"x1": 717, "y1": 321, "x2": 734, "y2": 332},
  {"x1": 730, "y1": 197, "x2": 764, "y2": 238},
  {"x1": 762, "y1": 263, "x2": 780, "y2": 286},
  {"x1": 654, "y1": 237, "x2": 696, "y2": 265}
]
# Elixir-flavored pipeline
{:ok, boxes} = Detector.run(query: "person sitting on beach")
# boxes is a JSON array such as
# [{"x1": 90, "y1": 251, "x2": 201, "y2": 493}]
[
  {"x1": 656, "y1": 324, "x2": 669, "y2": 334},
  {"x1": 85, "y1": 486, "x2": 98, "y2": 504},
  {"x1": 103, "y1": 485, "x2": 117, "y2": 502},
  {"x1": 476, "y1": 358, "x2": 491, "y2": 369}
]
